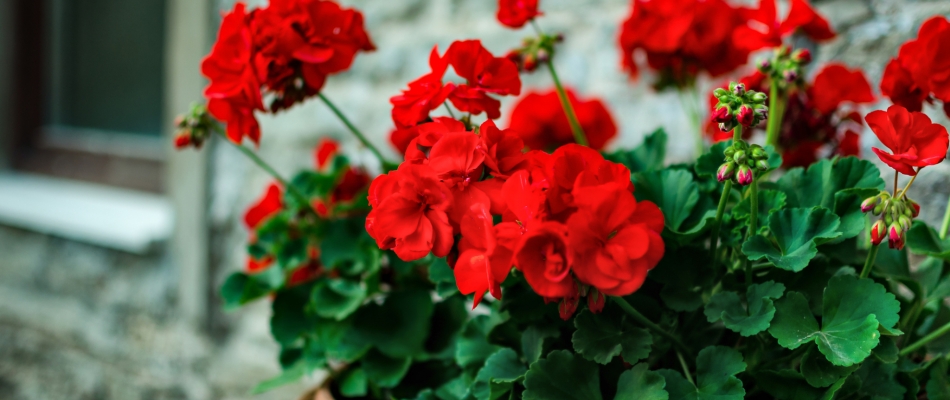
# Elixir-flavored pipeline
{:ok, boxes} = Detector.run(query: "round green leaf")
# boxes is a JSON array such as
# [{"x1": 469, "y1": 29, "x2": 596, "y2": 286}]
[
  {"x1": 927, "y1": 359, "x2": 950, "y2": 399},
  {"x1": 801, "y1": 345, "x2": 858, "y2": 388},
  {"x1": 572, "y1": 309, "x2": 653, "y2": 364},
  {"x1": 614, "y1": 363, "x2": 668, "y2": 400},
  {"x1": 732, "y1": 190, "x2": 787, "y2": 235},
  {"x1": 753, "y1": 370, "x2": 825, "y2": 400},
  {"x1": 311, "y1": 279, "x2": 366, "y2": 320},
  {"x1": 603, "y1": 128, "x2": 667, "y2": 173},
  {"x1": 476, "y1": 348, "x2": 527, "y2": 383},
  {"x1": 657, "y1": 346, "x2": 746, "y2": 400},
  {"x1": 523, "y1": 350, "x2": 603, "y2": 400},
  {"x1": 906, "y1": 221, "x2": 950, "y2": 262},
  {"x1": 353, "y1": 290, "x2": 434, "y2": 358},
  {"x1": 633, "y1": 169, "x2": 700, "y2": 232},
  {"x1": 704, "y1": 281, "x2": 785, "y2": 336},
  {"x1": 742, "y1": 207, "x2": 841, "y2": 272},
  {"x1": 362, "y1": 349, "x2": 412, "y2": 388},
  {"x1": 339, "y1": 367, "x2": 368, "y2": 397}
]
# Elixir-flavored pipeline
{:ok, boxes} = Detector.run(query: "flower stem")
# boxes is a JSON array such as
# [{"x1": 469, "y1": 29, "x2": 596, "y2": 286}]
[
  {"x1": 676, "y1": 350, "x2": 695, "y2": 385},
  {"x1": 941, "y1": 194, "x2": 950, "y2": 240},
  {"x1": 443, "y1": 101, "x2": 457, "y2": 119},
  {"x1": 212, "y1": 127, "x2": 312, "y2": 209},
  {"x1": 612, "y1": 296, "x2": 692, "y2": 355},
  {"x1": 745, "y1": 176, "x2": 759, "y2": 285},
  {"x1": 318, "y1": 93, "x2": 393, "y2": 169},
  {"x1": 896, "y1": 169, "x2": 920, "y2": 199},
  {"x1": 764, "y1": 84, "x2": 785, "y2": 149},
  {"x1": 859, "y1": 244, "x2": 880, "y2": 279},
  {"x1": 899, "y1": 320, "x2": 950, "y2": 356},
  {"x1": 710, "y1": 125, "x2": 743, "y2": 269},
  {"x1": 545, "y1": 61, "x2": 589, "y2": 147}
]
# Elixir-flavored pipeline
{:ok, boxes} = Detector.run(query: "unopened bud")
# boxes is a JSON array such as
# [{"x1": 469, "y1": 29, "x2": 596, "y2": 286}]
[
  {"x1": 872, "y1": 201, "x2": 887, "y2": 216},
  {"x1": 724, "y1": 146, "x2": 737, "y2": 159},
  {"x1": 733, "y1": 83, "x2": 746, "y2": 96},
  {"x1": 870, "y1": 220, "x2": 886, "y2": 246},
  {"x1": 793, "y1": 49, "x2": 812, "y2": 64},
  {"x1": 737, "y1": 105, "x2": 754, "y2": 126},
  {"x1": 906, "y1": 199, "x2": 920, "y2": 218},
  {"x1": 751, "y1": 92, "x2": 768, "y2": 103},
  {"x1": 588, "y1": 289, "x2": 605, "y2": 314},
  {"x1": 719, "y1": 120, "x2": 737, "y2": 133},
  {"x1": 712, "y1": 106, "x2": 732, "y2": 123},
  {"x1": 536, "y1": 49, "x2": 550, "y2": 64},
  {"x1": 713, "y1": 88, "x2": 729, "y2": 98},
  {"x1": 758, "y1": 59, "x2": 772, "y2": 73},
  {"x1": 734, "y1": 150, "x2": 748, "y2": 164},
  {"x1": 750, "y1": 146, "x2": 767, "y2": 160},
  {"x1": 898, "y1": 215, "x2": 913, "y2": 232},
  {"x1": 174, "y1": 133, "x2": 192, "y2": 149},
  {"x1": 888, "y1": 223, "x2": 904, "y2": 250},
  {"x1": 524, "y1": 56, "x2": 537, "y2": 72},
  {"x1": 861, "y1": 196, "x2": 881, "y2": 213},
  {"x1": 783, "y1": 70, "x2": 799, "y2": 83},
  {"x1": 717, "y1": 162, "x2": 736, "y2": 182},
  {"x1": 737, "y1": 165, "x2": 754, "y2": 186},
  {"x1": 755, "y1": 159, "x2": 770, "y2": 171},
  {"x1": 558, "y1": 295, "x2": 580, "y2": 320}
]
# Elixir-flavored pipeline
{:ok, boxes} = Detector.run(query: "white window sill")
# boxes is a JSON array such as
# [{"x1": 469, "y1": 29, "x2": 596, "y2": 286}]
[{"x1": 0, "y1": 173, "x2": 173, "y2": 254}]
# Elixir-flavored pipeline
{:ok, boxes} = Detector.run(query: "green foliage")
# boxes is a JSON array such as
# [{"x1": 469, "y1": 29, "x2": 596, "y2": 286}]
[
  {"x1": 633, "y1": 169, "x2": 717, "y2": 241},
  {"x1": 704, "y1": 281, "x2": 785, "y2": 336},
  {"x1": 615, "y1": 363, "x2": 669, "y2": 400},
  {"x1": 604, "y1": 128, "x2": 667, "y2": 173},
  {"x1": 742, "y1": 207, "x2": 841, "y2": 272},
  {"x1": 572, "y1": 308, "x2": 653, "y2": 364},
  {"x1": 658, "y1": 346, "x2": 747, "y2": 400},
  {"x1": 523, "y1": 350, "x2": 604, "y2": 400}
]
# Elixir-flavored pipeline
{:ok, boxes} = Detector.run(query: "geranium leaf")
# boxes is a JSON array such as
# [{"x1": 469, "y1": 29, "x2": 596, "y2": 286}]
[
  {"x1": 658, "y1": 346, "x2": 746, "y2": 400},
  {"x1": 363, "y1": 349, "x2": 412, "y2": 388},
  {"x1": 633, "y1": 169, "x2": 700, "y2": 232},
  {"x1": 522, "y1": 350, "x2": 603, "y2": 400},
  {"x1": 221, "y1": 270, "x2": 280, "y2": 309},
  {"x1": 695, "y1": 141, "x2": 731, "y2": 179},
  {"x1": 572, "y1": 308, "x2": 653, "y2": 364},
  {"x1": 310, "y1": 278, "x2": 366, "y2": 320},
  {"x1": 476, "y1": 348, "x2": 526, "y2": 383},
  {"x1": 272, "y1": 286, "x2": 313, "y2": 346},
  {"x1": 732, "y1": 190, "x2": 787, "y2": 235},
  {"x1": 425, "y1": 296, "x2": 468, "y2": 356},
  {"x1": 614, "y1": 363, "x2": 668, "y2": 400},
  {"x1": 522, "y1": 324, "x2": 559, "y2": 364},
  {"x1": 704, "y1": 281, "x2": 785, "y2": 336},
  {"x1": 853, "y1": 359, "x2": 906, "y2": 399},
  {"x1": 872, "y1": 336, "x2": 899, "y2": 364},
  {"x1": 769, "y1": 275, "x2": 901, "y2": 366},
  {"x1": 429, "y1": 257, "x2": 459, "y2": 297},
  {"x1": 456, "y1": 315, "x2": 502, "y2": 368},
  {"x1": 800, "y1": 345, "x2": 859, "y2": 388},
  {"x1": 340, "y1": 368, "x2": 368, "y2": 397},
  {"x1": 906, "y1": 221, "x2": 950, "y2": 261},
  {"x1": 753, "y1": 370, "x2": 825, "y2": 400},
  {"x1": 927, "y1": 359, "x2": 950, "y2": 399},
  {"x1": 353, "y1": 289, "x2": 434, "y2": 359},
  {"x1": 742, "y1": 207, "x2": 841, "y2": 272},
  {"x1": 604, "y1": 128, "x2": 667, "y2": 173}
]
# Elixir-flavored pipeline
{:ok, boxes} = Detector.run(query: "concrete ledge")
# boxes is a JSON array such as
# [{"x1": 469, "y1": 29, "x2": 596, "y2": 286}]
[{"x1": 0, "y1": 173, "x2": 172, "y2": 253}]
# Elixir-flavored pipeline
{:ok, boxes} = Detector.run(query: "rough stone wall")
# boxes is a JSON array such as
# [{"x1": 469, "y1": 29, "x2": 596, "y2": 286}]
[{"x1": 4, "y1": 1, "x2": 950, "y2": 399}]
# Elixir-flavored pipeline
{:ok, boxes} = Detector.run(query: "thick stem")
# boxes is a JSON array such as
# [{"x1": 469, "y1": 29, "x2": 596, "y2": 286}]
[
  {"x1": 612, "y1": 297, "x2": 692, "y2": 355},
  {"x1": 318, "y1": 93, "x2": 392, "y2": 168},
  {"x1": 546, "y1": 61, "x2": 589, "y2": 147},
  {"x1": 764, "y1": 84, "x2": 785, "y2": 149},
  {"x1": 710, "y1": 125, "x2": 743, "y2": 268},
  {"x1": 745, "y1": 176, "x2": 759, "y2": 285},
  {"x1": 213, "y1": 127, "x2": 312, "y2": 209},
  {"x1": 899, "y1": 320, "x2": 950, "y2": 356},
  {"x1": 859, "y1": 244, "x2": 880, "y2": 279}
]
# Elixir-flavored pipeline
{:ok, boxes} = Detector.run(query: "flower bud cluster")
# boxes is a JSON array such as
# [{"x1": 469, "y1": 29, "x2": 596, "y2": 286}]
[
  {"x1": 862, "y1": 191, "x2": 920, "y2": 249},
  {"x1": 712, "y1": 82, "x2": 769, "y2": 132},
  {"x1": 173, "y1": 103, "x2": 217, "y2": 149},
  {"x1": 506, "y1": 33, "x2": 563, "y2": 72},
  {"x1": 717, "y1": 140, "x2": 770, "y2": 186},
  {"x1": 757, "y1": 46, "x2": 813, "y2": 91}
]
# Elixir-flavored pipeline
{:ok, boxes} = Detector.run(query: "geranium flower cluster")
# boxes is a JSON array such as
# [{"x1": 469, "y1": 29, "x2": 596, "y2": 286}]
[
  {"x1": 366, "y1": 117, "x2": 664, "y2": 318},
  {"x1": 201, "y1": 0, "x2": 374, "y2": 144},
  {"x1": 618, "y1": 0, "x2": 833, "y2": 89},
  {"x1": 706, "y1": 64, "x2": 875, "y2": 167},
  {"x1": 881, "y1": 16, "x2": 950, "y2": 118},
  {"x1": 506, "y1": 88, "x2": 617, "y2": 151}
]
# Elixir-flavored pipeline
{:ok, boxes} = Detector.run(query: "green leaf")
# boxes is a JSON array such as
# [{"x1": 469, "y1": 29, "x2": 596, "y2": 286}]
[
  {"x1": 353, "y1": 290, "x2": 434, "y2": 358},
  {"x1": 310, "y1": 279, "x2": 366, "y2": 320},
  {"x1": 362, "y1": 349, "x2": 412, "y2": 388},
  {"x1": 604, "y1": 128, "x2": 667, "y2": 173},
  {"x1": 521, "y1": 324, "x2": 559, "y2": 364},
  {"x1": 572, "y1": 308, "x2": 652, "y2": 364},
  {"x1": 429, "y1": 257, "x2": 459, "y2": 298},
  {"x1": 251, "y1": 360, "x2": 309, "y2": 394},
  {"x1": 927, "y1": 359, "x2": 950, "y2": 400},
  {"x1": 425, "y1": 296, "x2": 468, "y2": 356},
  {"x1": 872, "y1": 336, "x2": 899, "y2": 364},
  {"x1": 695, "y1": 141, "x2": 731, "y2": 179},
  {"x1": 271, "y1": 286, "x2": 313, "y2": 346},
  {"x1": 732, "y1": 190, "x2": 787, "y2": 235},
  {"x1": 456, "y1": 315, "x2": 502, "y2": 368},
  {"x1": 523, "y1": 350, "x2": 603, "y2": 400},
  {"x1": 633, "y1": 169, "x2": 699, "y2": 232},
  {"x1": 658, "y1": 346, "x2": 746, "y2": 400},
  {"x1": 769, "y1": 275, "x2": 901, "y2": 366},
  {"x1": 220, "y1": 271, "x2": 277, "y2": 309},
  {"x1": 652, "y1": 247, "x2": 714, "y2": 312},
  {"x1": 753, "y1": 370, "x2": 825, "y2": 400},
  {"x1": 853, "y1": 359, "x2": 906, "y2": 400},
  {"x1": 704, "y1": 280, "x2": 785, "y2": 336},
  {"x1": 476, "y1": 348, "x2": 527, "y2": 385},
  {"x1": 340, "y1": 368, "x2": 368, "y2": 397},
  {"x1": 907, "y1": 221, "x2": 950, "y2": 261},
  {"x1": 742, "y1": 207, "x2": 841, "y2": 272},
  {"x1": 614, "y1": 363, "x2": 668, "y2": 400},
  {"x1": 800, "y1": 345, "x2": 858, "y2": 388}
]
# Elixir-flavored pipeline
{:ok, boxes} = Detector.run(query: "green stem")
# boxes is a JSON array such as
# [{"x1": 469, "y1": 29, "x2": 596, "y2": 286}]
[
  {"x1": 900, "y1": 320, "x2": 950, "y2": 356},
  {"x1": 612, "y1": 297, "x2": 692, "y2": 355},
  {"x1": 318, "y1": 93, "x2": 393, "y2": 169},
  {"x1": 443, "y1": 102, "x2": 457, "y2": 120},
  {"x1": 941, "y1": 193, "x2": 950, "y2": 240},
  {"x1": 212, "y1": 127, "x2": 312, "y2": 209},
  {"x1": 860, "y1": 244, "x2": 880, "y2": 279},
  {"x1": 901, "y1": 301, "x2": 924, "y2": 346},
  {"x1": 676, "y1": 350, "x2": 695, "y2": 385},
  {"x1": 710, "y1": 125, "x2": 744, "y2": 268},
  {"x1": 764, "y1": 84, "x2": 785, "y2": 149},
  {"x1": 745, "y1": 176, "x2": 758, "y2": 285},
  {"x1": 545, "y1": 61, "x2": 589, "y2": 147}
]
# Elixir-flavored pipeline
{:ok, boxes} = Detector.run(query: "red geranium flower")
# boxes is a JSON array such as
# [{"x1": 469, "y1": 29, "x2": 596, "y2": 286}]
[
  {"x1": 390, "y1": 47, "x2": 456, "y2": 129},
  {"x1": 734, "y1": 0, "x2": 835, "y2": 51},
  {"x1": 244, "y1": 183, "x2": 283, "y2": 229},
  {"x1": 445, "y1": 40, "x2": 522, "y2": 119},
  {"x1": 507, "y1": 88, "x2": 617, "y2": 150},
  {"x1": 366, "y1": 164, "x2": 454, "y2": 261},
  {"x1": 514, "y1": 222, "x2": 575, "y2": 298},
  {"x1": 880, "y1": 16, "x2": 950, "y2": 118},
  {"x1": 454, "y1": 203, "x2": 520, "y2": 307},
  {"x1": 866, "y1": 105, "x2": 950, "y2": 176},
  {"x1": 496, "y1": 0, "x2": 541, "y2": 29}
]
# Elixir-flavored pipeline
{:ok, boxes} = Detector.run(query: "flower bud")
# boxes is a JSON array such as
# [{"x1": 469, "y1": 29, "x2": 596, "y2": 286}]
[
  {"x1": 558, "y1": 295, "x2": 580, "y2": 320},
  {"x1": 906, "y1": 199, "x2": 920, "y2": 218},
  {"x1": 758, "y1": 59, "x2": 772, "y2": 73},
  {"x1": 712, "y1": 107, "x2": 732, "y2": 124},
  {"x1": 733, "y1": 83, "x2": 746, "y2": 96},
  {"x1": 555, "y1": 33, "x2": 565, "y2": 42},
  {"x1": 737, "y1": 164, "x2": 754, "y2": 186},
  {"x1": 898, "y1": 215, "x2": 912, "y2": 232},
  {"x1": 717, "y1": 162, "x2": 736, "y2": 182},
  {"x1": 733, "y1": 150, "x2": 747, "y2": 164},
  {"x1": 719, "y1": 120, "x2": 736, "y2": 133},
  {"x1": 872, "y1": 200, "x2": 887, "y2": 216},
  {"x1": 523, "y1": 56, "x2": 538, "y2": 72},
  {"x1": 535, "y1": 49, "x2": 550, "y2": 64},
  {"x1": 737, "y1": 105, "x2": 754, "y2": 126},
  {"x1": 174, "y1": 133, "x2": 192, "y2": 149},
  {"x1": 755, "y1": 159, "x2": 771, "y2": 171},
  {"x1": 588, "y1": 289, "x2": 606, "y2": 314},
  {"x1": 750, "y1": 146, "x2": 767, "y2": 160},
  {"x1": 783, "y1": 70, "x2": 799, "y2": 83},
  {"x1": 861, "y1": 196, "x2": 881, "y2": 213},
  {"x1": 888, "y1": 222, "x2": 904, "y2": 250},
  {"x1": 713, "y1": 88, "x2": 729, "y2": 99},
  {"x1": 724, "y1": 146, "x2": 736, "y2": 159},
  {"x1": 751, "y1": 92, "x2": 768, "y2": 103},
  {"x1": 793, "y1": 49, "x2": 812, "y2": 64},
  {"x1": 870, "y1": 220, "x2": 886, "y2": 245}
]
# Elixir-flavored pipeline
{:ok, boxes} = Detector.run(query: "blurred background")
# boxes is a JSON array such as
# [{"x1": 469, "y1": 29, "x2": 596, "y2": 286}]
[{"x1": 1, "y1": 0, "x2": 949, "y2": 399}]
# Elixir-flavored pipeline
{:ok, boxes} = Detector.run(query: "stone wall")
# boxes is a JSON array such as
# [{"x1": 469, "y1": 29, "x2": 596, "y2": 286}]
[{"x1": 4, "y1": 1, "x2": 950, "y2": 399}]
